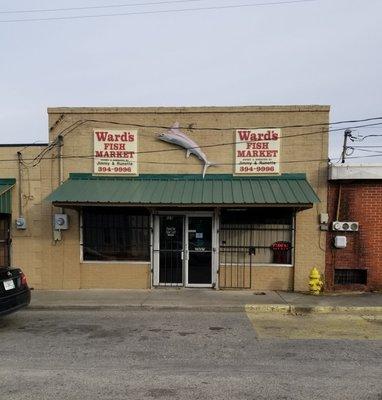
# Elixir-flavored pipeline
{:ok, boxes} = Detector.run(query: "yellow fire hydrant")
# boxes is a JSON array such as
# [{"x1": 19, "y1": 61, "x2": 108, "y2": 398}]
[{"x1": 309, "y1": 267, "x2": 323, "y2": 295}]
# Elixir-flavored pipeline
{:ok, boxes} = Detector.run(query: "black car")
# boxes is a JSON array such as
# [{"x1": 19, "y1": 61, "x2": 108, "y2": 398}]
[{"x1": 0, "y1": 267, "x2": 31, "y2": 316}]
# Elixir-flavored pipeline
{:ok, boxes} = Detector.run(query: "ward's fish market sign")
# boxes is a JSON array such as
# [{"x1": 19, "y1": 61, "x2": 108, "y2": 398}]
[
  {"x1": 94, "y1": 129, "x2": 138, "y2": 175},
  {"x1": 235, "y1": 129, "x2": 281, "y2": 174}
]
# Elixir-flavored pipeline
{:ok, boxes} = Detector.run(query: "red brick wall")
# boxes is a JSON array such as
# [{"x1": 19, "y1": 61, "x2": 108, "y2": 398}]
[{"x1": 326, "y1": 181, "x2": 382, "y2": 291}]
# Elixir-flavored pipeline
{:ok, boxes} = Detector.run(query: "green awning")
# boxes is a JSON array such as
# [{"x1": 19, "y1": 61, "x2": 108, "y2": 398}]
[
  {"x1": 46, "y1": 173, "x2": 319, "y2": 208},
  {"x1": 0, "y1": 179, "x2": 15, "y2": 214}
]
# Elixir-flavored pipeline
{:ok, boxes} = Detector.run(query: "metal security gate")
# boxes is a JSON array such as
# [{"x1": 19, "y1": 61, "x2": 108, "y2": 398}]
[
  {"x1": 152, "y1": 212, "x2": 216, "y2": 287},
  {"x1": 218, "y1": 214, "x2": 294, "y2": 289},
  {"x1": 219, "y1": 226, "x2": 253, "y2": 289}
]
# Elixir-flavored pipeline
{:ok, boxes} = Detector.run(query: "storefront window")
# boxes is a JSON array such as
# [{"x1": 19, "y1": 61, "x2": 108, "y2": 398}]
[
  {"x1": 82, "y1": 207, "x2": 150, "y2": 261},
  {"x1": 220, "y1": 208, "x2": 294, "y2": 265}
]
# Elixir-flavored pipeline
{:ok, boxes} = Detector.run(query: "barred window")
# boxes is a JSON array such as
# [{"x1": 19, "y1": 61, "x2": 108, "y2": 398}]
[
  {"x1": 0, "y1": 214, "x2": 10, "y2": 267},
  {"x1": 82, "y1": 207, "x2": 150, "y2": 262},
  {"x1": 220, "y1": 208, "x2": 294, "y2": 265}
]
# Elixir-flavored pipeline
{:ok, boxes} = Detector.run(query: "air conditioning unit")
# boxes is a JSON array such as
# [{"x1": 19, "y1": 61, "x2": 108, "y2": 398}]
[{"x1": 332, "y1": 221, "x2": 359, "y2": 232}]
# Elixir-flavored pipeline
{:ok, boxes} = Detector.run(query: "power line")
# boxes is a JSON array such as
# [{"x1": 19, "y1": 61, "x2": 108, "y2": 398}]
[
  {"x1": 355, "y1": 134, "x2": 382, "y2": 141},
  {"x1": 16, "y1": 114, "x2": 382, "y2": 160},
  {"x1": 6, "y1": 125, "x2": 382, "y2": 165},
  {"x1": 59, "y1": 119, "x2": 382, "y2": 143},
  {"x1": 0, "y1": 0, "x2": 243, "y2": 14},
  {"x1": 351, "y1": 145, "x2": 382, "y2": 148},
  {"x1": 60, "y1": 116, "x2": 382, "y2": 135},
  {"x1": 7, "y1": 151, "x2": 382, "y2": 166},
  {"x1": 0, "y1": 0, "x2": 317, "y2": 23},
  {"x1": 350, "y1": 148, "x2": 382, "y2": 155},
  {"x1": 11, "y1": 118, "x2": 382, "y2": 168}
]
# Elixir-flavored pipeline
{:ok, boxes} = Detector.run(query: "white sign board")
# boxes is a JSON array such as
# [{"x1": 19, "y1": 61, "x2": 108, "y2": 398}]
[
  {"x1": 94, "y1": 129, "x2": 138, "y2": 175},
  {"x1": 235, "y1": 129, "x2": 281, "y2": 174}
]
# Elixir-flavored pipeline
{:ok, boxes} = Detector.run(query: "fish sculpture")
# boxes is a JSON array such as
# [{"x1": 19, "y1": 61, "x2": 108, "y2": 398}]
[{"x1": 157, "y1": 122, "x2": 215, "y2": 178}]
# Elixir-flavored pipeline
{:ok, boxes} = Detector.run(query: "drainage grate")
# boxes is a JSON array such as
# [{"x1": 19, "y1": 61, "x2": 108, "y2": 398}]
[{"x1": 334, "y1": 269, "x2": 367, "y2": 285}]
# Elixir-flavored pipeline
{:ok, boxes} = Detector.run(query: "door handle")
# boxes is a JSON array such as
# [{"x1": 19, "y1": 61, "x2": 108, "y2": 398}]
[{"x1": 181, "y1": 251, "x2": 184, "y2": 260}]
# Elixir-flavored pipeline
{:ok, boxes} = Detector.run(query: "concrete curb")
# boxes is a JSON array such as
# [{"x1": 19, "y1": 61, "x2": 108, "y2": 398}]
[
  {"x1": 245, "y1": 304, "x2": 290, "y2": 313},
  {"x1": 28, "y1": 303, "x2": 382, "y2": 314},
  {"x1": 28, "y1": 304, "x2": 246, "y2": 312},
  {"x1": 245, "y1": 304, "x2": 382, "y2": 314}
]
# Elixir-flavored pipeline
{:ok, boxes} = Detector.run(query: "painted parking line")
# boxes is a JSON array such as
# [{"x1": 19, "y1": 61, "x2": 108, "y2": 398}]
[{"x1": 246, "y1": 312, "x2": 382, "y2": 340}]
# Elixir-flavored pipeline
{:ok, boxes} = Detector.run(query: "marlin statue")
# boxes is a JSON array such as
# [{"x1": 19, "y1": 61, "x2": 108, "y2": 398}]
[{"x1": 157, "y1": 122, "x2": 215, "y2": 178}]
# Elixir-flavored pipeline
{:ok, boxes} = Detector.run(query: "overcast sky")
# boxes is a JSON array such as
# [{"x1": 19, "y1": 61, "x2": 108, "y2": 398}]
[{"x1": 1, "y1": 0, "x2": 381, "y2": 162}]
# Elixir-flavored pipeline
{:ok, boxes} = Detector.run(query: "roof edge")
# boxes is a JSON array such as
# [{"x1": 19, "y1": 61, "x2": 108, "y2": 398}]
[
  {"x1": 68, "y1": 173, "x2": 308, "y2": 181},
  {"x1": 0, "y1": 178, "x2": 16, "y2": 185},
  {"x1": 329, "y1": 165, "x2": 382, "y2": 180},
  {"x1": 48, "y1": 105, "x2": 330, "y2": 115}
]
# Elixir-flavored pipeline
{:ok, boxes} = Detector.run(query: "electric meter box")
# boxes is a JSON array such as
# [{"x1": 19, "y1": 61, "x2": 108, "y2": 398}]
[
  {"x1": 53, "y1": 214, "x2": 69, "y2": 230},
  {"x1": 15, "y1": 217, "x2": 27, "y2": 230},
  {"x1": 334, "y1": 236, "x2": 347, "y2": 249},
  {"x1": 319, "y1": 213, "x2": 329, "y2": 224}
]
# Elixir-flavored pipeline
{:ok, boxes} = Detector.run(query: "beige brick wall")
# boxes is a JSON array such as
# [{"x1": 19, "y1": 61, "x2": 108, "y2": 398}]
[
  {"x1": 219, "y1": 265, "x2": 293, "y2": 291},
  {"x1": 0, "y1": 145, "x2": 49, "y2": 289},
  {"x1": 80, "y1": 263, "x2": 151, "y2": 289},
  {"x1": 0, "y1": 106, "x2": 328, "y2": 290}
]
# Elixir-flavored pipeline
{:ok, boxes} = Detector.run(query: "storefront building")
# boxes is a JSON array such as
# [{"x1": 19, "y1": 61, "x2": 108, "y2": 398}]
[{"x1": 0, "y1": 106, "x2": 329, "y2": 291}]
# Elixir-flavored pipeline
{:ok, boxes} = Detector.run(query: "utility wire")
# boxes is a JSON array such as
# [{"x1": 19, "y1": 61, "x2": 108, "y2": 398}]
[
  {"x1": 351, "y1": 145, "x2": 382, "y2": 148},
  {"x1": 0, "y1": 0, "x2": 269, "y2": 14},
  {"x1": 17, "y1": 114, "x2": 382, "y2": 163},
  {"x1": 7, "y1": 123, "x2": 382, "y2": 166},
  {"x1": 355, "y1": 134, "x2": 382, "y2": 141},
  {"x1": 4, "y1": 151, "x2": 382, "y2": 165},
  {"x1": 1, "y1": 0, "x2": 212, "y2": 14},
  {"x1": 10, "y1": 118, "x2": 382, "y2": 168},
  {"x1": 59, "y1": 115, "x2": 382, "y2": 135},
  {"x1": 0, "y1": 0, "x2": 317, "y2": 23}
]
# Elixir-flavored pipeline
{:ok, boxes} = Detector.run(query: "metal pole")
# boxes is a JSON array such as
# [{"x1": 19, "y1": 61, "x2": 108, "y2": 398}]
[
  {"x1": 57, "y1": 135, "x2": 64, "y2": 185},
  {"x1": 341, "y1": 129, "x2": 352, "y2": 164},
  {"x1": 16, "y1": 152, "x2": 23, "y2": 216}
]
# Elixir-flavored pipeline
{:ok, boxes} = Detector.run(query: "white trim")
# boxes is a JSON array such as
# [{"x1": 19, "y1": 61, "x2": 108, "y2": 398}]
[
  {"x1": 155, "y1": 283, "x2": 183, "y2": 287},
  {"x1": 149, "y1": 212, "x2": 154, "y2": 288},
  {"x1": 329, "y1": 164, "x2": 382, "y2": 180},
  {"x1": 186, "y1": 284, "x2": 213, "y2": 288},
  {"x1": 184, "y1": 216, "x2": 189, "y2": 286},
  {"x1": 153, "y1": 215, "x2": 160, "y2": 286}
]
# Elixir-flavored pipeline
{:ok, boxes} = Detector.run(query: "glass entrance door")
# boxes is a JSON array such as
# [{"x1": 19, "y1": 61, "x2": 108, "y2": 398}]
[
  {"x1": 153, "y1": 213, "x2": 214, "y2": 287},
  {"x1": 186, "y1": 216, "x2": 212, "y2": 286}
]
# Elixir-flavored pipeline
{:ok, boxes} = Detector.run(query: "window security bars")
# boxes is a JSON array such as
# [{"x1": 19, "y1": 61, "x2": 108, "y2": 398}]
[
  {"x1": 334, "y1": 269, "x2": 367, "y2": 285},
  {"x1": 219, "y1": 209, "x2": 294, "y2": 289},
  {"x1": 82, "y1": 208, "x2": 150, "y2": 262},
  {"x1": 0, "y1": 215, "x2": 10, "y2": 267}
]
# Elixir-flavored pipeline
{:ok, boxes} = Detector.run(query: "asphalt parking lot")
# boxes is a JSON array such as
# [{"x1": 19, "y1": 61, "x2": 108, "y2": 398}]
[{"x1": 0, "y1": 309, "x2": 381, "y2": 400}]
